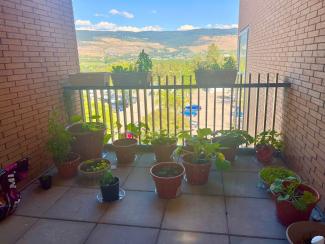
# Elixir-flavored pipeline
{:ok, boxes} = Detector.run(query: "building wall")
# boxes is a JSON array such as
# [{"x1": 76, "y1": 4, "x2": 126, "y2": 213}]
[
  {"x1": 239, "y1": 0, "x2": 325, "y2": 209},
  {"x1": 0, "y1": 0, "x2": 79, "y2": 181}
]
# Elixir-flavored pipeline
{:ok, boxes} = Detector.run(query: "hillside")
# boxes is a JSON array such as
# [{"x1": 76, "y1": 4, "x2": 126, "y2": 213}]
[{"x1": 76, "y1": 28, "x2": 238, "y2": 61}]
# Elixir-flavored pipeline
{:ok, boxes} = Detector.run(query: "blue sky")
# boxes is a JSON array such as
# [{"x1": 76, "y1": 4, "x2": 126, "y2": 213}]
[{"x1": 72, "y1": 0, "x2": 239, "y2": 31}]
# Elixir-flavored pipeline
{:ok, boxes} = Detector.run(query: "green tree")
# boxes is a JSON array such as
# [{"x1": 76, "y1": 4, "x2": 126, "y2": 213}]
[
  {"x1": 206, "y1": 44, "x2": 223, "y2": 67},
  {"x1": 136, "y1": 49, "x2": 152, "y2": 72},
  {"x1": 223, "y1": 56, "x2": 237, "y2": 69}
]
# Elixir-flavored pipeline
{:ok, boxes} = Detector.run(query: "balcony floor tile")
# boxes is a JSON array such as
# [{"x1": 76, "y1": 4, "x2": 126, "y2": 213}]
[{"x1": 123, "y1": 167, "x2": 155, "y2": 191}]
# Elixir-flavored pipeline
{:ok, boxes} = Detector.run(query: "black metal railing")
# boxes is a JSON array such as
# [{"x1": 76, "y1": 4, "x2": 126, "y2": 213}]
[{"x1": 63, "y1": 73, "x2": 290, "y2": 144}]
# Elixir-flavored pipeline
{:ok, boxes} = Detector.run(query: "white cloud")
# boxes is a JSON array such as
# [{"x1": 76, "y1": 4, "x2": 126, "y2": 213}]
[
  {"x1": 177, "y1": 25, "x2": 199, "y2": 31},
  {"x1": 206, "y1": 24, "x2": 238, "y2": 29},
  {"x1": 109, "y1": 9, "x2": 134, "y2": 19},
  {"x1": 75, "y1": 20, "x2": 161, "y2": 32}
]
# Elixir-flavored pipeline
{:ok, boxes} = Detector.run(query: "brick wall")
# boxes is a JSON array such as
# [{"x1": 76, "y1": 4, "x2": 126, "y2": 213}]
[
  {"x1": 239, "y1": 0, "x2": 325, "y2": 209},
  {"x1": 0, "y1": 0, "x2": 79, "y2": 181}
]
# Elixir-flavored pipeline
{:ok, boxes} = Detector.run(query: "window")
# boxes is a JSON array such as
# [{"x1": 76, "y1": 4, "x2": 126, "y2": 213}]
[{"x1": 238, "y1": 27, "x2": 249, "y2": 83}]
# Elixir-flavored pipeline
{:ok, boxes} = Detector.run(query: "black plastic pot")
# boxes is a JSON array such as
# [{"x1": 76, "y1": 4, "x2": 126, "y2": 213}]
[
  {"x1": 39, "y1": 175, "x2": 52, "y2": 190},
  {"x1": 100, "y1": 177, "x2": 119, "y2": 202}
]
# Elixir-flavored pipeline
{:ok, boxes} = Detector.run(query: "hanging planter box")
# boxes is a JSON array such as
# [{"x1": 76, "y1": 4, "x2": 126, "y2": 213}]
[
  {"x1": 65, "y1": 72, "x2": 110, "y2": 87},
  {"x1": 111, "y1": 72, "x2": 151, "y2": 88},
  {"x1": 195, "y1": 69, "x2": 238, "y2": 88}
]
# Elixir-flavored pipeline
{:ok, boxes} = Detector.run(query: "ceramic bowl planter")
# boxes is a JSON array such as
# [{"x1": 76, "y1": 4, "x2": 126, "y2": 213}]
[
  {"x1": 286, "y1": 221, "x2": 325, "y2": 244},
  {"x1": 78, "y1": 158, "x2": 111, "y2": 180},
  {"x1": 39, "y1": 175, "x2": 52, "y2": 190},
  {"x1": 150, "y1": 162, "x2": 185, "y2": 199},
  {"x1": 153, "y1": 141, "x2": 177, "y2": 162},
  {"x1": 112, "y1": 138, "x2": 138, "y2": 164},
  {"x1": 272, "y1": 183, "x2": 320, "y2": 226},
  {"x1": 100, "y1": 177, "x2": 120, "y2": 202},
  {"x1": 67, "y1": 122, "x2": 106, "y2": 161},
  {"x1": 56, "y1": 152, "x2": 81, "y2": 179},
  {"x1": 111, "y1": 72, "x2": 151, "y2": 88},
  {"x1": 256, "y1": 144, "x2": 274, "y2": 164},
  {"x1": 181, "y1": 153, "x2": 212, "y2": 185},
  {"x1": 195, "y1": 69, "x2": 237, "y2": 88}
]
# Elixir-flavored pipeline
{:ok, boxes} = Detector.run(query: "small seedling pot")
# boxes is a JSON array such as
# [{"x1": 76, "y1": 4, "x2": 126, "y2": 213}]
[
  {"x1": 274, "y1": 183, "x2": 320, "y2": 226},
  {"x1": 181, "y1": 153, "x2": 212, "y2": 185},
  {"x1": 256, "y1": 144, "x2": 274, "y2": 164},
  {"x1": 39, "y1": 175, "x2": 52, "y2": 190},
  {"x1": 112, "y1": 138, "x2": 138, "y2": 164},
  {"x1": 100, "y1": 177, "x2": 120, "y2": 202},
  {"x1": 150, "y1": 162, "x2": 185, "y2": 199},
  {"x1": 153, "y1": 141, "x2": 177, "y2": 162}
]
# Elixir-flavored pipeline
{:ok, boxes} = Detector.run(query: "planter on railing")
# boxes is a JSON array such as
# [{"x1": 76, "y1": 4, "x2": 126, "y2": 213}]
[
  {"x1": 111, "y1": 72, "x2": 151, "y2": 88},
  {"x1": 195, "y1": 70, "x2": 237, "y2": 88},
  {"x1": 65, "y1": 72, "x2": 109, "y2": 87}
]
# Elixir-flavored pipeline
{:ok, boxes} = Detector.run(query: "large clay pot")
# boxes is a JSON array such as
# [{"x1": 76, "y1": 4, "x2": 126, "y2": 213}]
[
  {"x1": 153, "y1": 141, "x2": 177, "y2": 162},
  {"x1": 182, "y1": 153, "x2": 211, "y2": 185},
  {"x1": 275, "y1": 183, "x2": 320, "y2": 226},
  {"x1": 67, "y1": 123, "x2": 106, "y2": 161},
  {"x1": 56, "y1": 153, "x2": 80, "y2": 179},
  {"x1": 256, "y1": 144, "x2": 274, "y2": 164},
  {"x1": 286, "y1": 221, "x2": 325, "y2": 244},
  {"x1": 219, "y1": 147, "x2": 237, "y2": 162},
  {"x1": 150, "y1": 162, "x2": 185, "y2": 199},
  {"x1": 112, "y1": 138, "x2": 138, "y2": 164}
]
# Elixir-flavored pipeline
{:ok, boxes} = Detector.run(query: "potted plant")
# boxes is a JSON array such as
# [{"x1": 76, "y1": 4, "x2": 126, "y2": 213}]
[
  {"x1": 112, "y1": 122, "x2": 146, "y2": 164},
  {"x1": 143, "y1": 130, "x2": 177, "y2": 162},
  {"x1": 47, "y1": 111, "x2": 80, "y2": 179},
  {"x1": 270, "y1": 179, "x2": 320, "y2": 226},
  {"x1": 212, "y1": 129, "x2": 254, "y2": 162},
  {"x1": 99, "y1": 170, "x2": 120, "y2": 202},
  {"x1": 78, "y1": 158, "x2": 111, "y2": 180},
  {"x1": 179, "y1": 128, "x2": 231, "y2": 185},
  {"x1": 150, "y1": 162, "x2": 185, "y2": 199},
  {"x1": 259, "y1": 166, "x2": 300, "y2": 188},
  {"x1": 39, "y1": 174, "x2": 52, "y2": 190},
  {"x1": 195, "y1": 45, "x2": 237, "y2": 87},
  {"x1": 65, "y1": 72, "x2": 110, "y2": 87},
  {"x1": 286, "y1": 221, "x2": 325, "y2": 244},
  {"x1": 111, "y1": 49, "x2": 152, "y2": 88},
  {"x1": 255, "y1": 130, "x2": 284, "y2": 164},
  {"x1": 66, "y1": 115, "x2": 107, "y2": 161}
]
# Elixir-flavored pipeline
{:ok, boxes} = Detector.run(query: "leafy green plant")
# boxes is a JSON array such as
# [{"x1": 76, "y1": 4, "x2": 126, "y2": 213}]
[
  {"x1": 178, "y1": 128, "x2": 231, "y2": 170},
  {"x1": 112, "y1": 65, "x2": 135, "y2": 73},
  {"x1": 143, "y1": 130, "x2": 177, "y2": 145},
  {"x1": 70, "y1": 115, "x2": 105, "y2": 132},
  {"x1": 47, "y1": 111, "x2": 73, "y2": 165},
  {"x1": 270, "y1": 179, "x2": 317, "y2": 211},
  {"x1": 80, "y1": 159, "x2": 109, "y2": 172},
  {"x1": 223, "y1": 56, "x2": 237, "y2": 69},
  {"x1": 136, "y1": 49, "x2": 152, "y2": 72},
  {"x1": 255, "y1": 130, "x2": 284, "y2": 150},
  {"x1": 100, "y1": 170, "x2": 115, "y2": 186},
  {"x1": 259, "y1": 167, "x2": 298, "y2": 186},
  {"x1": 214, "y1": 129, "x2": 254, "y2": 147},
  {"x1": 116, "y1": 122, "x2": 148, "y2": 139}
]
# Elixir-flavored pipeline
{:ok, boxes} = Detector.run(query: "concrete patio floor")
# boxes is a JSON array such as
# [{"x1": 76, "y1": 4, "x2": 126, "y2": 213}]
[{"x1": 0, "y1": 152, "x2": 288, "y2": 244}]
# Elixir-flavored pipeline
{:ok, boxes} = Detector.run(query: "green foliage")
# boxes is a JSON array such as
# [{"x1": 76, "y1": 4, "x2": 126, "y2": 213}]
[
  {"x1": 215, "y1": 129, "x2": 254, "y2": 147},
  {"x1": 270, "y1": 179, "x2": 317, "y2": 211},
  {"x1": 255, "y1": 130, "x2": 284, "y2": 151},
  {"x1": 111, "y1": 65, "x2": 135, "y2": 73},
  {"x1": 136, "y1": 49, "x2": 152, "y2": 72},
  {"x1": 69, "y1": 114, "x2": 105, "y2": 132},
  {"x1": 47, "y1": 111, "x2": 73, "y2": 165},
  {"x1": 259, "y1": 167, "x2": 298, "y2": 185},
  {"x1": 100, "y1": 170, "x2": 115, "y2": 186},
  {"x1": 81, "y1": 159, "x2": 109, "y2": 172},
  {"x1": 126, "y1": 122, "x2": 148, "y2": 138},
  {"x1": 223, "y1": 56, "x2": 237, "y2": 69},
  {"x1": 143, "y1": 130, "x2": 177, "y2": 145}
]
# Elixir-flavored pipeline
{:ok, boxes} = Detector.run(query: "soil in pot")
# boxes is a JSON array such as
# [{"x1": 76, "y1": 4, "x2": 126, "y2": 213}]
[
  {"x1": 181, "y1": 153, "x2": 212, "y2": 185},
  {"x1": 100, "y1": 177, "x2": 120, "y2": 202},
  {"x1": 286, "y1": 221, "x2": 325, "y2": 244},
  {"x1": 256, "y1": 144, "x2": 274, "y2": 164},
  {"x1": 275, "y1": 184, "x2": 320, "y2": 226},
  {"x1": 67, "y1": 122, "x2": 106, "y2": 161},
  {"x1": 56, "y1": 153, "x2": 80, "y2": 179},
  {"x1": 112, "y1": 138, "x2": 137, "y2": 164},
  {"x1": 39, "y1": 175, "x2": 52, "y2": 190},
  {"x1": 150, "y1": 162, "x2": 185, "y2": 199},
  {"x1": 153, "y1": 141, "x2": 177, "y2": 162}
]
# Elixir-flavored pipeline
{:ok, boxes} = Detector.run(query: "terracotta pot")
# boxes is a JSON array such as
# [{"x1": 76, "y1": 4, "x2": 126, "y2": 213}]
[
  {"x1": 182, "y1": 153, "x2": 211, "y2": 185},
  {"x1": 275, "y1": 183, "x2": 320, "y2": 226},
  {"x1": 112, "y1": 138, "x2": 138, "y2": 164},
  {"x1": 67, "y1": 123, "x2": 106, "y2": 161},
  {"x1": 256, "y1": 144, "x2": 274, "y2": 164},
  {"x1": 153, "y1": 142, "x2": 177, "y2": 162},
  {"x1": 150, "y1": 162, "x2": 185, "y2": 199},
  {"x1": 219, "y1": 146, "x2": 237, "y2": 162},
  {"x1": 286, "y1": 221, "x2": 325, "y2": 244},
  {"x1": 56, "y1": 153, "x2": 80, "y2": 179}
]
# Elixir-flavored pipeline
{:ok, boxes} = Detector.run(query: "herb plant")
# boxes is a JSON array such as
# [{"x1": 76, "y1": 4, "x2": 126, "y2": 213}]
[
  {"x1": 255, "y1": 130, "x2": 284, "y2": 150},
  {"x1": 100, "y1": 170, "x2": 115, "y2": 186},
  {"x1": 80, "y1": 159, "x2": 109, "y2": 172},
  {"x1": 143, "y1": 130, "x2": 177, "y2": 145},
  {"x1": 259, "y1": 167, "x2": 298, "y2": 185},
  {"x1": 214, "y1": 129, "x2": 254, "y2": 147}
]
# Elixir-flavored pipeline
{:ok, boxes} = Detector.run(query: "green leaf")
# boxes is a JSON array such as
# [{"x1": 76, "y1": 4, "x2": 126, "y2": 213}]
[{"x1": 70, "y1": 115, "x2": 82, "y2": 123}]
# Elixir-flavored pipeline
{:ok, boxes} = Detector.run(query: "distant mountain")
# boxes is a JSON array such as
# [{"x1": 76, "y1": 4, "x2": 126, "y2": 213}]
[{"x1": 76, "y1": 28, "x2": 238, "y2": 60}]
